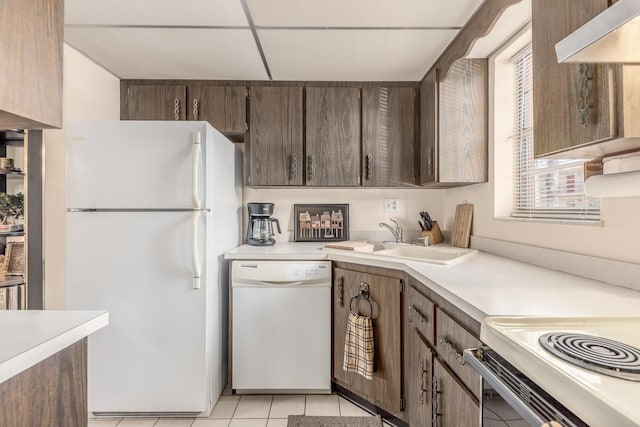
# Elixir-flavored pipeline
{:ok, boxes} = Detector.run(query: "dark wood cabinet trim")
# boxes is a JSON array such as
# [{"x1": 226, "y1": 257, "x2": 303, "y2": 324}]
[{"x1": 0, "y1": 339, "x2": 88, "y2": 427}]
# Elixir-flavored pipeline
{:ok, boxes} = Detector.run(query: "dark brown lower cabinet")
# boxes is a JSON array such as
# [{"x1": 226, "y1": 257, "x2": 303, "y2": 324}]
[
  {"x1": 0, "y1": 339, "x2": 88, "y2": 427},
  {"x1": 433, "y1": 358, "x2": 479, "y2": 427},
  {"x1": 332, "y1": 265, "x2": 403, "y2": 418},
  {"x1": 406, "y1": 325, "x2": 433, "y2": 427}
]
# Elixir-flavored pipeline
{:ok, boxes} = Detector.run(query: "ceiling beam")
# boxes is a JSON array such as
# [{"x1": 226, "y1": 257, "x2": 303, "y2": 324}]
[{"x1": 240, "y1": 0, "x2": 272, "y2": 80}]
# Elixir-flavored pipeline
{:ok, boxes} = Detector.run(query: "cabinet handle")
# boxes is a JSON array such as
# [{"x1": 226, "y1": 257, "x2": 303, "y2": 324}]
[
  {"x1": 174, "y1": 98, "x2": 181, "y2": 120},
  {"x1": 420, "y1": 358, "x2": 428, "y2": 405},
  {"x1": 192, "y1": 98, "x2": 199, "y2": 120},
  {"x1": 336, "y1": 277, "x2": 344, "y2": 307},
  {"x1": 289, "y1": 153, "x2": 298, "y2": 182},
  {"x1": 308, "y1": 155, "x2": 316, "y2": 182},
  {"x1": 408, "y1": 304, "x2": 426, "y2": 324},
  {"x1": 437, "y1": 334, "x2": 467, "y2": 366},
  {"x1": 432, "y1": 375, "x2": 442, "y2": 427},
  {"x1": 578, "y1": 63, "x2": 593, "y2": 126},
  {"x1": 366, "y1": 154, "x2": 372, "y2": 180}
]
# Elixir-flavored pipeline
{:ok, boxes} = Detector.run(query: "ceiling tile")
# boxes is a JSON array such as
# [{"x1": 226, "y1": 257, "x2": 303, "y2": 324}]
[
  {"x1": 65, "y1": 0, "x2": 248, "y2": 26},
  {"x1": 247, "y1": 0, "x2": 483, "y2": 27},
  {"x1": 65, "y1": 28, "x2": 268, "y2": 80},
  {"x1": 259, "y1": 29, "x2": 458, "y2": 81}
]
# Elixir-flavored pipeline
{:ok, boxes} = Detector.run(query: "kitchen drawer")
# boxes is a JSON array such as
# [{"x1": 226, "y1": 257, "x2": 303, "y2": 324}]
[
  {"x1": 435, "y1": 307, "x2": 482, "y2": 399},
  {"x1": 406, "y1": 284, "x2": 436, "y2": 346}
]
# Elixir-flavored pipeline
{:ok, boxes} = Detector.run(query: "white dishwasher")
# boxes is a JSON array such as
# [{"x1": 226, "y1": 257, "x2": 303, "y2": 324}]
[{"x1": 231, "y1": 260, "x2": 332, "y2": 394}]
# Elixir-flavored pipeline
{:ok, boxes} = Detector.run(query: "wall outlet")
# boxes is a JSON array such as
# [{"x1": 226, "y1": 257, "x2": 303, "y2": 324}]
[{"x1": 383, "y1": 198, "x2": 400, "y2": 213}]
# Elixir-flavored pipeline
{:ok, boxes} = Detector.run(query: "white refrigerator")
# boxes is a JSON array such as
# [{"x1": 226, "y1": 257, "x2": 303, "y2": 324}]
[{"x1": 65, "y1": 121, "x2": 242, "y2": 417}]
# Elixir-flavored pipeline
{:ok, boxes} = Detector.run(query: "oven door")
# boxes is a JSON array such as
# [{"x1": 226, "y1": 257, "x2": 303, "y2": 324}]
[{"x1": 464, "y1": 347, "x2": 588, "y2": 427}]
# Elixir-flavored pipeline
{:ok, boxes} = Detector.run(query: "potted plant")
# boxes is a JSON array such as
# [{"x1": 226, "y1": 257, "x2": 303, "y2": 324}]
[{"x1": 0, "y1": 192, "x2": 24, "y2": 226}]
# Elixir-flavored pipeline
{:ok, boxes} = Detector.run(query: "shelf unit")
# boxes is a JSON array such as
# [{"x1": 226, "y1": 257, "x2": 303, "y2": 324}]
[{"x1": 0, "y1": 129, "x2": 43, "y2": 309}]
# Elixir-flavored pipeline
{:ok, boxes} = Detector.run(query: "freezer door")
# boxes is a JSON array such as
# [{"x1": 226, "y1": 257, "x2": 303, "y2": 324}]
[
  {"x1": 66, "y1": 121, "x2": 212, "y2": 209},
  {"x1": 66, "y1": 211, "x2": 214, "y2": 414}
]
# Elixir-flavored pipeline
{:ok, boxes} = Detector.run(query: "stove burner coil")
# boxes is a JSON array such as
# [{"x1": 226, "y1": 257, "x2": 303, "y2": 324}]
[{"x1": 540, "y1": 333, "x2": 640, "y2": 381}]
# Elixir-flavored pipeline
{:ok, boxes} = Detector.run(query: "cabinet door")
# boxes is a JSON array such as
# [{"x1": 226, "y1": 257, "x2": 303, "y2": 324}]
[
  {"x1": 438, "y1": 59, "x2": 487, "y2": 185},
  {"x1": 433, "y1": 358, "x2": 479, "y2": 427},
  {"x1": 405, "y1": 325, "x2": 433, "y2": 427},
  {"x1": 247, "y1": 86, "x2": 303, "y2": 186},
  {"x1": 306, "y1": 87, "x2": 361, "y2": 186},
  {"x1": 0, "y1": 0, "x2": 63, "y2": 129},
  {"x1": 532, "y1": 0, "x2": 614, "y2": 157},
  {"x1": 332, "y1": 267, "x2": 403, "y2": 416},
  {"x1": 126, "y1": 85, "x2": 187, "y2": 120},
  {"x1": 187, "y1": 86, "x2": 247, "y2": 133},
  {"x1": 362, "y1": 87, "x2": 416, "y2": 187},
  {"x1": 420, "y1": 68, "x2": 438, "y2": 185}
]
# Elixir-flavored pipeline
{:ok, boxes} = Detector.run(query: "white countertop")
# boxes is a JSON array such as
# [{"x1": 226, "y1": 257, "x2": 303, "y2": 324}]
[
  {"x1": 225, "y1": 243, "x2": 640, "y2": 322},
  {"x1": 0, "y1": 310, "x2": 109, "y2": 383}
]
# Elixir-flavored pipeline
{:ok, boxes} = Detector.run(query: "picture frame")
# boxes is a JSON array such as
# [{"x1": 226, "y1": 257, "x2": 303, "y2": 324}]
[
  {"x1": 294, "y1": 204, "x2": 349, "y2": 242},
  {"x1": 5, "y1": 241, "x2": 25, "y2": 276}
]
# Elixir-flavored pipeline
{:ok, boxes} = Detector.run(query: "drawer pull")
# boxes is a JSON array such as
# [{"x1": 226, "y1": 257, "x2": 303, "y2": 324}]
[
  {"x1": 408, "y1": 304, "x2": 426, "y2": 324},
  {"x1": 432, "y1": 375, "x2": 442, "y2": 427},
  {"x1": 336, "y1": 277, "x2": 344, "y2": 307},
  {"x1": 438, "y1": 334, "x2": 467, "y2": 366},
  {"x1": 420, "y1": 358, "x2": 428, "y2": 405}
]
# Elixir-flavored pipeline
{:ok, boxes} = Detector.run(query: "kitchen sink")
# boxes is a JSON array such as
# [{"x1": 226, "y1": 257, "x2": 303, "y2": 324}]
[{"x1": 372, "y1": 243, "x2": 477, "y2": 265}]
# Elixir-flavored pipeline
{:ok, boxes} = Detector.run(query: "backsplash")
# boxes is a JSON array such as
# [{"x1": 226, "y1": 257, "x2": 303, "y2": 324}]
[{"x1": 242, "y1": 187, "x2": 444, "y2": 244}]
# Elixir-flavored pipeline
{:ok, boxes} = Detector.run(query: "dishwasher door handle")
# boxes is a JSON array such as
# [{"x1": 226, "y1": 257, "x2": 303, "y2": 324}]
[{"x1": 232, "y1": 280, "x2": 305, "y2": 287}]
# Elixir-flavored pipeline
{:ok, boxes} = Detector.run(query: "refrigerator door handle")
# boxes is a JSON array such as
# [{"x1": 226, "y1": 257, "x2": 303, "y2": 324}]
[
  {"x1": 192, "y1": 210, "x2": 202, "y2": 289},
  {"x1": 192, "y1": 132, "x2": 202, "y2": 209}
]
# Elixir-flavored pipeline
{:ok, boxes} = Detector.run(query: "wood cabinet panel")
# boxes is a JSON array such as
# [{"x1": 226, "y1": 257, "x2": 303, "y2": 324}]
[
  {"x1": 247, "y1": 86, "x2": 303, "y2": 186},
  {"x1": 0, "y1": 0, "x2": 63, "y2": 129},
  {"x1": 0, "y1": 339, "x2": 87, "y2": 427},
  {"x1": 362, "y1": 87, "x2": 416, "y2": 187},
  {"x1": 433, "y1": 358, "x2": 479, "y2": 427},
  {"x1": 407, "y1": 283, "x2": 436, "y2": 347},
  {"x1": 532, "y1": 0, "x2": 614, "y2": 157},
  {"x1": 187, "y1": 86, "x2": 246, "y2": 133},
  {"x1": 405, "y1": 312, "x2": 433, "y2": 427},
  {"x1": 435, "y1": 307, "x2": 482, "y2": 400},
  {"x1": 332, "y1": 266, "x2": 403, "y2": 417},
  {"x1": 125, "y1": 85, "x2": 187, "y2": 121},
  {"x1": 420, "y1": 69, "x2": 438, "y2": 185},
  {"x1": 438, "y1": 59, "x2": 488, "y2": 185},
  {"x1": 306, "y1": 87, "x2": 361, "y2": 186}
]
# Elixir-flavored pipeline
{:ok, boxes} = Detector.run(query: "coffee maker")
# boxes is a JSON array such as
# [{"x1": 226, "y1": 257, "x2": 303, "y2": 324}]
[{"x1": 246, "y1": 203, "x2": 281, "y2": 246}]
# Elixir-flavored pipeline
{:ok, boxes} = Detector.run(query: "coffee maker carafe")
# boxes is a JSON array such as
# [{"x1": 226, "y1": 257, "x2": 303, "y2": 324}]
[{"x1": 247, "y1": 203, "x2": 281, "y2": 246}]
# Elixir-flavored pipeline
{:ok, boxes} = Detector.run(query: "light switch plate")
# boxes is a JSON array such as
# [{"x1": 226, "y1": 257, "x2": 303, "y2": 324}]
[{"x1": 383, "y1": 198, "x2": 400, "y2": 213}]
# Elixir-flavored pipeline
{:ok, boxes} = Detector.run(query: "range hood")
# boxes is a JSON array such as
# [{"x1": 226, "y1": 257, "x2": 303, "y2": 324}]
[{"x1": 556, "y1": 0, "x2": 640, "y2": 63}]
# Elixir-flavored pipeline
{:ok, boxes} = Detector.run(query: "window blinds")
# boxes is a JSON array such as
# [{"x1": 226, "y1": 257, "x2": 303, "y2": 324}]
[{"x1": 511, "y1": 46, "x2": 600, "y2": 220}]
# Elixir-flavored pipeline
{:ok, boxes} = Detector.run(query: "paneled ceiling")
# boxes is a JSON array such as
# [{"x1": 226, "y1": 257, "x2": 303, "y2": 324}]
[{"x1": 64, "y1": 0, "x2": 526, "y2": 81}]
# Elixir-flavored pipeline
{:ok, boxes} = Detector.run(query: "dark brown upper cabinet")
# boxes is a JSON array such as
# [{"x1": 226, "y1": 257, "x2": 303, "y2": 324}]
[
  {"x1": 362, "y1": 87, "x2": 417, "y2": 187},
  {"x1": 420, "y1": 68, "x2": 438, "y2": 185},
  {"x1": 533, "y1": 0, "x2": 616, "y2": 158},
  {"x1": 0, "y1": 0, "x2": 63, "y2": 129},
  {"x1": 306, "y1": 87, "x2": 362, "y2": 187},
  {"x1": 124, "y1": 85, "x2": 187, "y2": 121},
  {"x1": 246, "y1": 86, "x2": 303, "y2": 186},
  {"x1": 187, "y1": 86, "x2": 247, "y2": 134},
  {"x1": 420, "y1": 59, "x2": 488, "y2": 187}
]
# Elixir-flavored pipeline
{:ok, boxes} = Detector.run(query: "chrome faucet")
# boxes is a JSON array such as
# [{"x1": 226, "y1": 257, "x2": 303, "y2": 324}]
[{"x1": 379, "y1": 218, "x2": 403, "y2": 243}]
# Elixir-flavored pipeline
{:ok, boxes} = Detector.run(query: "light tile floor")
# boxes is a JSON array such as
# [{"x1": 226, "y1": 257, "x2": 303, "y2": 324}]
[{"x1": 88, "y1": 394, "x2": 381, "y2": 427}]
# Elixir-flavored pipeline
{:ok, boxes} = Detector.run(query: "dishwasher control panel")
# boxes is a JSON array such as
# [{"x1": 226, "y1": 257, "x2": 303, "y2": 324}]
[{"x1": 232, "y1": 260, "x2": 331, "y2": 283}]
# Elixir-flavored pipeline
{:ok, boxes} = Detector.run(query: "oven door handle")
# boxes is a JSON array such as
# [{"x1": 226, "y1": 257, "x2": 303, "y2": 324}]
[{"x1": 464, "y1": 347, "x2": 548, "y2": 427}]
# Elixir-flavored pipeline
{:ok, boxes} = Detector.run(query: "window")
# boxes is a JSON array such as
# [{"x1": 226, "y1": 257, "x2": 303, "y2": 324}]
[{"x1": 511, "y1": 45, "x2": 599, "y2": 220}]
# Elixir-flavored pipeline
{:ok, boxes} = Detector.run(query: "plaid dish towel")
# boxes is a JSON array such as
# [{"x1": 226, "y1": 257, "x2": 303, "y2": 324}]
[{"x1": 343, "y1": 311, "x2": 374, "y2": 380}]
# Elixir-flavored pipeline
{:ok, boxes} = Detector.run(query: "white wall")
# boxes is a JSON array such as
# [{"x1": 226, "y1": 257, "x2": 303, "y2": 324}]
[
  {"x1": 43, "y1": 44, "x2": 121, "y2": 309},
  {"x1": 243, "y1": 188, "x2": 444, "y2": 243}
]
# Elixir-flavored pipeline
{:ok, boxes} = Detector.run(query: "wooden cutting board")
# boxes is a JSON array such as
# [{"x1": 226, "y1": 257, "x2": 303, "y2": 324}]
[{"x1": 451, "y1": 203, "x2": 474, "y2": 248}]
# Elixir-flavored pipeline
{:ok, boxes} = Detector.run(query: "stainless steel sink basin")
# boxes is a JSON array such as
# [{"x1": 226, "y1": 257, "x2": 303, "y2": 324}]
[{"x1": 373, "y1": 243, "x2": 477, "y2": 265}]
